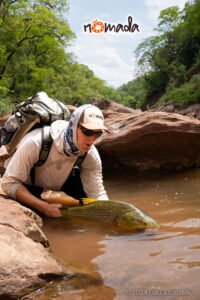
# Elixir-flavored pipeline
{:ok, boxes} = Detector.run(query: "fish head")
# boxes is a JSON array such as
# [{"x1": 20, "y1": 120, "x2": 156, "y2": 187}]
[{"x1": 117, "y1": 209, "x2": 158, "y2": 230}]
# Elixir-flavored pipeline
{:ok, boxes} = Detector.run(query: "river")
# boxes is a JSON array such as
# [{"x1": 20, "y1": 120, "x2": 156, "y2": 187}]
[{"x1": 33, "y1": 169, "x2": 200, "y2": 300}]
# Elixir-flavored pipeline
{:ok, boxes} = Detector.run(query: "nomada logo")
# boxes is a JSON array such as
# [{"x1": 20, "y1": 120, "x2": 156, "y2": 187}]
[{"x1": 84, "y1": 16, "x2": 139, "y2": 34}]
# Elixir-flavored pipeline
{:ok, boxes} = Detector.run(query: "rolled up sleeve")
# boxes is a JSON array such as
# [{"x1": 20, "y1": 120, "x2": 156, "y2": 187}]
[{"x1": 1, "y1": 176, "x2": 24, "y2": 199}]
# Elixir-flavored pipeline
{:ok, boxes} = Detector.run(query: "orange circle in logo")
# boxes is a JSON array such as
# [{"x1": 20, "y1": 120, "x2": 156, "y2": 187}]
[{"x1": 91, "y1": 20, "x2": 104, "y2": 33}]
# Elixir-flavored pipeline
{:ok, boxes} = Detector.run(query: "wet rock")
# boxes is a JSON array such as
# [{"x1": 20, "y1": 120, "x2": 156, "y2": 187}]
[
  {"x1": 0, "y1": 196, "x2": 70, "y2": 299},
  {"x1": 97, "y1": 110, "x2": 200, "y2": 173}
]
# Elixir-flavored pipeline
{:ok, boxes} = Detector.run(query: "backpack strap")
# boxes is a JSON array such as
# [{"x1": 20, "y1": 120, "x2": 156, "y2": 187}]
[
  {"x1": 30, "y1": 127, "x2": 87, "y2": 185},
  {"x1": 36, "y1": 126, "x2": 52, "y2": 167},
  {"x1": 71, "y1": 152, "x2": 87, "y2": 177},
  {"x1": 74, "y1": 152, "x2": 87, "y2": 167},
  {"x1": 30, "y1": 126, "x2": 52, "y2": 185}
]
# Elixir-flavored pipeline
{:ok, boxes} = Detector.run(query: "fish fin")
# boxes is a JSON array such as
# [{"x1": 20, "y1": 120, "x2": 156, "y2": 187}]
[{"x1": 82, "y1": 198, "x2": 97, "y2": 205}]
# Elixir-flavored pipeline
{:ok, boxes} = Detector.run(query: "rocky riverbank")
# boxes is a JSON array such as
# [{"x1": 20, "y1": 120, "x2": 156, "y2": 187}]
[{"x1": 0, "y1": 196, "x2": 72, "y2": 299}]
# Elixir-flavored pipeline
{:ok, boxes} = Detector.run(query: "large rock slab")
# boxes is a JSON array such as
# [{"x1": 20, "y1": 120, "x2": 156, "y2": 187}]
[
  {"x1": 0, "y1": 197, "x2": 70, "y2": 299},
  {"x1": 0, "y1": 198, "x2": 48, "y2": 247},
  {"x1": 97, "y1": 109, "x2": 200, "y2": 173}
]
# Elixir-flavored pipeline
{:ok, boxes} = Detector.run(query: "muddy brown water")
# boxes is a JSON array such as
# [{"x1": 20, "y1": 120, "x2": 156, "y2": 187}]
[{"x1": 32, "y1": 169, "x2": 200, "y2": 300}]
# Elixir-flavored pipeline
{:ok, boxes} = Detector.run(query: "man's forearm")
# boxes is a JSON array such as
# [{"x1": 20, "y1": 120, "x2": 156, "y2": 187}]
[{"x1": 16, "y1": 185, "x2": 62, "y2": 217}]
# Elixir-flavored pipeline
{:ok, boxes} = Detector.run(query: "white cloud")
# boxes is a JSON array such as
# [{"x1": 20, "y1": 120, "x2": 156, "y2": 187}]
[
  {"x1": 69, "y1": 33, "x2": 135, "y2": 87},
  {"x1": 144, "y1": 0, "x2": 187, "y2": 20},
  {"x1": 145, "y1": 0, "x2": 188, "y2": 20}
]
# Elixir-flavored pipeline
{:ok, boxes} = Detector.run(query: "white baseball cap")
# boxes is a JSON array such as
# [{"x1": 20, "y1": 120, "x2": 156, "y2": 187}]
[{"x1": 80, "y1": 106, "x2": 109, "y2": 132}]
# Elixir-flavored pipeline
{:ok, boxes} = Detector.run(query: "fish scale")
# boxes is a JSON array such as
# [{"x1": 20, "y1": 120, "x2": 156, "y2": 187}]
[
  {"x1": 61, "y1": 200, "x2": 158, "y2": 230},
  {"x1": 62, "y1": 204, "x2": 121, "y2": 221}
]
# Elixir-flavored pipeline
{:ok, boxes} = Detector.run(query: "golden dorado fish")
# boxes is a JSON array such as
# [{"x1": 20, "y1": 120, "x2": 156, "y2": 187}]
[{"x1": 61, "y1": 200, "x2": 158, "y2": 230}]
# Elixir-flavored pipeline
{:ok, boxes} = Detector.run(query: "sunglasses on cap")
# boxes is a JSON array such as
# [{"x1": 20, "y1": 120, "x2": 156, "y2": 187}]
[{"x1": 78, "y1": 125, "x2": 103, "y2": 138}]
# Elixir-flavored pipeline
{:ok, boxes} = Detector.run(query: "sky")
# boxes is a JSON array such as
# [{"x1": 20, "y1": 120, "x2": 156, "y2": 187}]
[{"x1": 67, "y1": 0, "x2": 189, "y2": 88}]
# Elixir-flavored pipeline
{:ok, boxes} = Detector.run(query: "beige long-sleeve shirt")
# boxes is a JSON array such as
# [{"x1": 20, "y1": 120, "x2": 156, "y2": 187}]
[{"x1": 1, "y1": 120, "x2": 108, "y2": 200}]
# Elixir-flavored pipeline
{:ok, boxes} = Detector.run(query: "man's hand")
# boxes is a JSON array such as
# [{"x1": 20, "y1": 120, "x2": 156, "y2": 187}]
[
  {"x1": 16, "y1": 185, "x2": 62, "y2": 218},
  {"x1": 42, "y1": 202, "x2": 62, "y2": 217}
]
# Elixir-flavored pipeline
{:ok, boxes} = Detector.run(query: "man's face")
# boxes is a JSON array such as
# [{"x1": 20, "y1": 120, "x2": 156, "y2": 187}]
[{"x1": 77, "y1": 126, "x2": 102, "y2": 152}]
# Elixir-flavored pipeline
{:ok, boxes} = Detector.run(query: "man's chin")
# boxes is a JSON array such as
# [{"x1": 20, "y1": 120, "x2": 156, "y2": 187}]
[{"x1": 82, "y1": 144, "x2": 92, "y2": 151}]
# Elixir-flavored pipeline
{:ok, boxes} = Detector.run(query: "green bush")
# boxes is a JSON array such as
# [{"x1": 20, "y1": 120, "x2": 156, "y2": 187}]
[{"x1": 160, "y1": 74, "x2": 200, "y2": 104}]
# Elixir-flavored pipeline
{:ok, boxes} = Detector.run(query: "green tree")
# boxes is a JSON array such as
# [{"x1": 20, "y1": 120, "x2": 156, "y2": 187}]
[
  {"x1": 134, "y1": 6, "x2": 183, "y2": 107},
  {"x1": 0, "y1": 0, "x2": 74, "y2": 100},
  {"x1": 128, "y1": 1, "x2": 200, "y2": 108},
  {"x1": 0, "y1": 0, "x2": 124, "y2": 115}
]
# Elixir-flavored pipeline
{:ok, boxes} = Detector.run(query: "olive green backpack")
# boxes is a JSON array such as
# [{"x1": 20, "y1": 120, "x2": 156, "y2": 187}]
[{"x1": 0, "y1": 91, "x2": 71, "y2": 169}]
